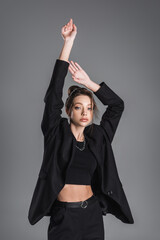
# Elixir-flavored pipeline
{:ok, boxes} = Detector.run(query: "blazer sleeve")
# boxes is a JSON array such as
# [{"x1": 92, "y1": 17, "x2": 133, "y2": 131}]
[
  {"x1": 41, "y1": 59, "x2": 69, "y2": 139},
  {"x1": 93, "y1": 81, "x2": 124, "y2": 143}
]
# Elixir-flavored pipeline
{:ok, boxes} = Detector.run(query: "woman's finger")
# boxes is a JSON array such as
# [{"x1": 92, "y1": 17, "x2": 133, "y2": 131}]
[
  {"x1": 68, "y1": 65, "x2": 74, "y2": 73},
  {"x1": 67, "y1": 19, "x2": 72, "y2": 28},
  {"x1": 68, "y1": 65, "x2": 75, "y2": 75},
  {"x1": 69, "y1": 18, "x2": 73, "y2": 27},
  {"x1": 63, "y1": 25, "x2": 68, "y2": 32},
  {"x1": 75, "y1": 62, "x2": 82, "y2": 70},
  {"x1": 71, "y1": 61, "x2": 79, "y2": 71},
  {"x1": 69, "y1": 62, "x2": 77, "y2": 72},
  {"x1": 69, "y1": 66, "x2": 76, "y2": 76},
  {"x1": 73, "y1": 24, "x2": 77, "y2": 32},
  {"x1": 69, "y1": 64, "x2": 76, "y2": 73}
]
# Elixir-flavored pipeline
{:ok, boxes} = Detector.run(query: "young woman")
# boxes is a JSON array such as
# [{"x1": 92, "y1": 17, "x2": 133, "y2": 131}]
[{"x1": 28, "y1": 18, "x2": 134, "y2": 240}]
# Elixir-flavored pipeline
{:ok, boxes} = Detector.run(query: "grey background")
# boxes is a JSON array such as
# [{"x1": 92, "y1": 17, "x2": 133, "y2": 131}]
[{"x1": 1, "y1": 0, "x2": 160, "y2": 239}]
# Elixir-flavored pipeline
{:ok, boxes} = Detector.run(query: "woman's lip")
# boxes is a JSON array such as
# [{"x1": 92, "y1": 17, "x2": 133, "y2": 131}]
[{"x1": 80, "y1": 119, "x2": 88, "y2": 121}]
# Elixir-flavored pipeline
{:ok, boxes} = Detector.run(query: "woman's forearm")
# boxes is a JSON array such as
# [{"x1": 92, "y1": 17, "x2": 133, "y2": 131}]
[{"x1": 59, "y1": 39, "x2": 74, "y2": 62}]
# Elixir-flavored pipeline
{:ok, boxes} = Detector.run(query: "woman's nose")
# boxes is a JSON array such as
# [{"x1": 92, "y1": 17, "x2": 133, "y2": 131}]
[{"x1": 82, "y1": 111, "x2": 87, "y2": 115}]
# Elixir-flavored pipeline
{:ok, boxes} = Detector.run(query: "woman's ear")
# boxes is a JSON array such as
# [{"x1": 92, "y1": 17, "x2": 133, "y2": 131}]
[{"x1": 65, "y1": 108, "x2": 69, "y2": 116}]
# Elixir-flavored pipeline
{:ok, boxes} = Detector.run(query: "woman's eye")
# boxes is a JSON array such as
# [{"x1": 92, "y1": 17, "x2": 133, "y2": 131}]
[{"x1": 75, "y1": 106, "x2": 92, "y2": 110}]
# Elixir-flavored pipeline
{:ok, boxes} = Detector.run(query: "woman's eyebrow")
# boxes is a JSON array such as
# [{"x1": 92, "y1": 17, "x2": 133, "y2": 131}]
[{"x1": 74, "y1": 102, "x2": 92, "y2": 105}]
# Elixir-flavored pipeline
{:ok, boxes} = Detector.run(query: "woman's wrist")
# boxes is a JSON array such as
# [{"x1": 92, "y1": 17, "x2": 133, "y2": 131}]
[
  {"x1": 86, "y1": 80, "x2": 101, "y2": 92},
  {"x1": 64, "y1": 38, "x2": 75, "y2": 44}
]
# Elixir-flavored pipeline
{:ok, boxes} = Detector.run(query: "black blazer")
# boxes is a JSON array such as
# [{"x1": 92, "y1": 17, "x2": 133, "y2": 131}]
[{"x1": 28, "y1": 59, "x2": 134, "y2": 225}]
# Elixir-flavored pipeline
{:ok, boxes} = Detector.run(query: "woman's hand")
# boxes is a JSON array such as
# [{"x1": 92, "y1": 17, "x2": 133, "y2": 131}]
[
  {"x1": 68, "y1": 61, "x2": 92, "y2": 87},
  {"x1": 61, "y1": 18, "x2": 77, "y2": 42}
]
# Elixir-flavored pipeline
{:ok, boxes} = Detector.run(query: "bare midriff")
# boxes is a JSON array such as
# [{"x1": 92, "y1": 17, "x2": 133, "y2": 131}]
[{"x1": 57, "y1": 184, "x2": 94, "y2": 202}]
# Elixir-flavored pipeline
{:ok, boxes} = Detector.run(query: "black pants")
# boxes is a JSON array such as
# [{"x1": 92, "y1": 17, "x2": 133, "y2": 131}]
[{"x1": 48, "y1": 194, "x2": 105, "y2": 240}]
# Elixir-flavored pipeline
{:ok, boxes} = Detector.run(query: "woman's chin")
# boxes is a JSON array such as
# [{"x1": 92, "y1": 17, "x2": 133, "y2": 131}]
[{"x1": 79, "y1": 120, "x2": 91, "y2": 126}]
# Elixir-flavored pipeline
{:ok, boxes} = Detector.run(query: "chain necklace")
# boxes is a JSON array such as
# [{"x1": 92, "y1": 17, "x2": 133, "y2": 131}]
[{"x1": 75, "y1": 137, "x2": 86, "y2": 151}]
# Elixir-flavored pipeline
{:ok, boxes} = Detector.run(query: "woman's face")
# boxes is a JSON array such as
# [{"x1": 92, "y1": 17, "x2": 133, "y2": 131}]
[{"x1": 68, "y1": 95, "x2": 93, "y2": 127}]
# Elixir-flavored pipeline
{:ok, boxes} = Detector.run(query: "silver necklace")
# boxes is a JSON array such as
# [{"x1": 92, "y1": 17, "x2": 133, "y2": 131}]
[{"x1": 75, "y1": 137, "x2": 86, "y2": 151}]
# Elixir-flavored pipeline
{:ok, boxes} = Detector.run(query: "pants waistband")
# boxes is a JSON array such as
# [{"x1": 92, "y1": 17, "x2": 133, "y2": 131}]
[{"x1": 54, "y1": 194, "x2": 97, "y2": 209}]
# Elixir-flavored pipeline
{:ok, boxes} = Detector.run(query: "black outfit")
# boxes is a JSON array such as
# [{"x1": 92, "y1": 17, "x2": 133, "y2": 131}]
[
  {"x1": 47, "y1": 141, "x2": 103, "y2": 239},
  {"x1": 48, "y1": 140, "x2": 104, "y2": 239},
  {"x1": 65, "y1": 140, "x2": 97, "y2": 185},
  {"x1": 48, "y1": 195, "x2": 104, "y2": 240},
  {"x1": 28, "y1": 59, "x2": 134, "y2": 232}
]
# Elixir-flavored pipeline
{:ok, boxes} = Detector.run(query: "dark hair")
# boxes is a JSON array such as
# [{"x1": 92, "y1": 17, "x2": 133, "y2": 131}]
[{"x1": 65, "y1": 85, "x2": 100, "y2": 136}]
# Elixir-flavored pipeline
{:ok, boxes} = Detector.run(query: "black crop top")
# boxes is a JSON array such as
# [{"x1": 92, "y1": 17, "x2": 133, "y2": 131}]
[{"x1": 65, "y1": 140, "x2": 97, "y2": 185}]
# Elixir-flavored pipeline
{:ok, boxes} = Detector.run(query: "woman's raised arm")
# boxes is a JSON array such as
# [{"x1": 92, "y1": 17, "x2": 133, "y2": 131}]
[
  {"x1": 59, "y1": 18, "x2": 77, "y2": 62},
  {"x1": 41, "y1": 19, "x2": 77, "y2": 140},
  {"x1": 68, "y1": 61, "x2": 124, "y2": 143}
]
